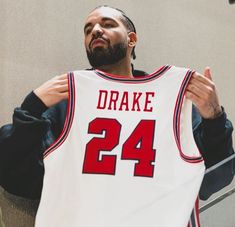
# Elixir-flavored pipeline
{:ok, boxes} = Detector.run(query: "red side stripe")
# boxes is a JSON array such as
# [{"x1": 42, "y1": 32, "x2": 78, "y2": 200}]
[
  {"x1": 195, "y1": 197, "x2": 200, "y2": 227},
  {"x1": 43, "y1": 72, "x2": 75, "y2": 158},
  {"x1": 173, "y1": 70, "x2": 203, "y2": 163}
]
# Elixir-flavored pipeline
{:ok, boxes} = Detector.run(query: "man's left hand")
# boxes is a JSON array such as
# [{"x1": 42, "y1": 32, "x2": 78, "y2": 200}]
[{"x1": 185, "y1": 67, "x2": 222, "y2": 119}]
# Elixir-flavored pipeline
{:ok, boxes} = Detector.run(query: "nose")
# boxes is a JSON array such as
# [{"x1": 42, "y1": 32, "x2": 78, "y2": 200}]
[{"x1": 91, "y1": 23, "x2": 104, "y2": 37}]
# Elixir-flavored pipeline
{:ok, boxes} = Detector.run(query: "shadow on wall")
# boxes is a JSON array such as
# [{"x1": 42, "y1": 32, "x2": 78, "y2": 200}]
[{"x1": 0, "y1": 187, "x2": 39, "y2": 227}]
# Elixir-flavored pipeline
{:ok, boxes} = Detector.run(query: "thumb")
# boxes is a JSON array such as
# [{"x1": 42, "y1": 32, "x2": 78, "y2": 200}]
[{"x1": 204, "y1": 66, "x2": 212, "y2": 80}]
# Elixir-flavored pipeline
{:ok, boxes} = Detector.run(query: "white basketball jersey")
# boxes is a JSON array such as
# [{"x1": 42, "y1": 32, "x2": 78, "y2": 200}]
[{"x1": 35, "y1": 65, "x2": 205, "y2": 227}]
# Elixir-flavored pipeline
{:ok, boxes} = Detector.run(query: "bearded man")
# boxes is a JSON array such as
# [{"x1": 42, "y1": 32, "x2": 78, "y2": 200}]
[{"x1": 0, "y1": 5, "x2": 234, "y2": 227}]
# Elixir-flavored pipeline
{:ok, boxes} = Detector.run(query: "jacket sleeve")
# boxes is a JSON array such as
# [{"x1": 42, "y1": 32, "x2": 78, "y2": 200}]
[
  {"x1": 192, "y1": 105, "x2": 235, "y2": 200},
  {"x1": 0, "y1": 92, "x2": 66, "y2": 199}
]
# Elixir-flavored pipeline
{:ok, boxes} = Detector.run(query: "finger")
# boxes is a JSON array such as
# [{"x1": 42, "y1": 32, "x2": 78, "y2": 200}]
[
  {"x1": 185, "y1": 90, "x2": 201, "y2": 106},
  {"x1": 187, "y1": 76, "x2": 214, "y2": 94},
  {"x1": 47, "y1": 74, "x2": 67, "y2": 83},
  {"x1": 56, "y1": 79, "x2": 69, "y2": 85},
  {"x1": 203, "y1": 67, "x2": 212, "y2": 80},
  {"x1": 191, "y1": 72, "x2": 213, "y2": 86},
  {"x1": 59, "y1": 91, "x2": 69, "y2": 100},
  {"x1": 190, "y1": 73, "x2": 216, "y2": 93},
  {"x1": 56, "y1": 74, "x2": 68, "y2": 80},
  {"x1": 186, "y1": 83, "x2": 211, "y2": 99},
  {"x1": 56, "y1": 84, "x2": 69, "y2": 93}
]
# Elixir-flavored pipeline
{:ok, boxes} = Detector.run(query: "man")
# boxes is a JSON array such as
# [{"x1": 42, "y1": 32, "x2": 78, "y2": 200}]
[{"x1": 0, "y1": 5, "x2": 234, "y2": 227}]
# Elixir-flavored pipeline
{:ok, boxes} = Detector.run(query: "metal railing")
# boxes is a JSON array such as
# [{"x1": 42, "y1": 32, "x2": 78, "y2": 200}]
[{"x1": 199, "y1": 154, "x2": 235, "y2": 213}]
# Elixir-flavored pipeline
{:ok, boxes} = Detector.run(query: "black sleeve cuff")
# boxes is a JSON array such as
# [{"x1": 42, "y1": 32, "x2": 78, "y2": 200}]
[
  {"x1": 21, "y1": 91, "x2": 48, "y2": 118},
  {"x1": 201, "y1": 107, "x2": 227, "y2": 136}
]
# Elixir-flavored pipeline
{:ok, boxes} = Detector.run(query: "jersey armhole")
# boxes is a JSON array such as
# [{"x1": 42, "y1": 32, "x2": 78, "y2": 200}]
[
  {"x1": 173, "y1": 70, "x2": 204, "y2": 163},
  {"x1": 43, "y1": 72, "x2": 76, "y2": 158}
]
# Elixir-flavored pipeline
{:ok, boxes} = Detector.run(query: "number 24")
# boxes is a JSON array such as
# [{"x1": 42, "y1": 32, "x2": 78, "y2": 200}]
[{"x1": 83, "y1": 118, "x2": 156, "y2": 177}]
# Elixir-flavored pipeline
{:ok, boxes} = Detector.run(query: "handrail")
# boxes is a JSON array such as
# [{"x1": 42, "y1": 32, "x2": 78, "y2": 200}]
[
  {"x1": 199, "y1": 153, "x2": 235, "y2": 213},
  {"x1": 200, "y1": 187, "x2": 235, "y2": 213}
]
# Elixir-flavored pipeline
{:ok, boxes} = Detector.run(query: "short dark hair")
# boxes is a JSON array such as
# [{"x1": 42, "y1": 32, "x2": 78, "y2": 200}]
[{"x1": 93, "y1": 5, "x2": 137, "y2": 60}]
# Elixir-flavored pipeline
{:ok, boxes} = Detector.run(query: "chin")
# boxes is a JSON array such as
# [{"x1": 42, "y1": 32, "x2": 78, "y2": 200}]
[{"x1": 92, "y1": 46, "x2": 106, "y2": 52}]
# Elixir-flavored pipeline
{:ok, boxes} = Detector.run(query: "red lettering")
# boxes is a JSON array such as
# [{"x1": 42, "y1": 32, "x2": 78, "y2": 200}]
[
  {"x1": 108, "y1": 91, "x2": 119, "y2": 110},
  {"x1": 97, "y1": 90, "x2": 155, "y2": 112},
  {"x1": 97, "y1": 90, "x2": 108, "y2": 109},
  {"x1": 119, "y1": 92, "x2": 129, "y2": 111},
  {"x1": 131, "y1": 92, "x2": 142, "y2": 111},
  {"x1": 144, "y1": 92, "x2": 155, "y2": 112}
]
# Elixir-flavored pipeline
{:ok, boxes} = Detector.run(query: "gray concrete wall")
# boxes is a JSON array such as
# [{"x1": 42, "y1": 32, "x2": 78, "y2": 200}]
[
  {"x1": 200, "y1": 193, "x2": 235, "y2": 227},
  {"x1": 0, "y1": 0, "x2": 235, "y2": 226}
]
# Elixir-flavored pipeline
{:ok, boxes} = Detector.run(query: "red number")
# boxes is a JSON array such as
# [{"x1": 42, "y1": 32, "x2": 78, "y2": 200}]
[
  {"x1": 83, "y1": 118, "x2": 121, "y2": 175},
  {"x1": 121, "y1": 120, "x2": 156, "y2": 177},
  {"x1": 83, "y1": 118, "x2": 156, "y2": 177}
]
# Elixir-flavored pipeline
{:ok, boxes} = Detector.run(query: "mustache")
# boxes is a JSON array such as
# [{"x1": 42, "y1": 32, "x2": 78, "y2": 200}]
[{"x1": 89, "y1": 36, "x2": 110, "y2": 50}]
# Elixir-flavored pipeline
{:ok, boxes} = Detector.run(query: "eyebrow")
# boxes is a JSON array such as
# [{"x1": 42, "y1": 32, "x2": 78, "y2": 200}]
[{"x1": 84, "y1": 17, "x2": 118, "y2": 32}]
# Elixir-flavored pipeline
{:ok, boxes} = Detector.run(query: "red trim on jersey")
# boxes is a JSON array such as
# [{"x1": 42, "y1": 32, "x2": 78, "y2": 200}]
[
  {"x1": 43, "y1": 72, "x2": 76, "y2": 158},
  {"x1": 188, "y1": 198, "x2": 201, "y2": 227},
  {"x1": 189, "y1": 198, "x2": 201, "y2": 227},
  {"x1": 173, "y1": 70, "x2": 204, "y2": 163},
  {"x1": 195, "y1": 197, "x2": 201, "y2": 227},
  {"x1": 95, "y1": 65, "x2": 172, "y2": 83}
]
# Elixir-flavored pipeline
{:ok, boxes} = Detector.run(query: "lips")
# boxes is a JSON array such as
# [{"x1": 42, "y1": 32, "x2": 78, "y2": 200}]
[{"x1": 90, "y1": 38, "x2": 107, "y2": 49}]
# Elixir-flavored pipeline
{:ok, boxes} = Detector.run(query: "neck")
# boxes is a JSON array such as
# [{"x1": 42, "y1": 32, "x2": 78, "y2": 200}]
[{"x1": 95, "y1": 58, "x2": 133, "y2": 78}]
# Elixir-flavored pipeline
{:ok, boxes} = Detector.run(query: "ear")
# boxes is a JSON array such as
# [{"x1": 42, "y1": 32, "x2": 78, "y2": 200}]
[{"x1": 128, "y1": 32, "x2": 137, "y2": 48}]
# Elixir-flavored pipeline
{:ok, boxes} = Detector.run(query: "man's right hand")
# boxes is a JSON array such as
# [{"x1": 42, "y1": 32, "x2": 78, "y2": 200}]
[{"x1": 34, "y1": 74, "x2": 69, "y2": 107}]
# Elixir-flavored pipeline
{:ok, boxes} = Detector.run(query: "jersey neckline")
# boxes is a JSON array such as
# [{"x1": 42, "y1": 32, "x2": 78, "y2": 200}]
[{"x1": 94, "y1": 65, "x2": 172, "y2": 82}]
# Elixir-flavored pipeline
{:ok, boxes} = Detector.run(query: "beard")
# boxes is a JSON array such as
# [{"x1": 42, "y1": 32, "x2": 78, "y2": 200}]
[{"x1": 86, "y1": 42, "x2": 127, "y2": 68}]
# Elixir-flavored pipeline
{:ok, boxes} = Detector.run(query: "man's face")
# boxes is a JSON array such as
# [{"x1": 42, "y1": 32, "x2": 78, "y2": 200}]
[{"x1": 84, "y1": 7, "x2": 129, "y2": 68}]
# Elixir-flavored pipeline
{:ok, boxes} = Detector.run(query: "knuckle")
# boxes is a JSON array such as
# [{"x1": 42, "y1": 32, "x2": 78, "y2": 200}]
[
  {"x1": 210, "y1": 83, "x2": 215, "y2": 90},
  {"x1": 191, "y1": 85, "x2": 196, "y2": 91},
  {"x1": 185, "y1": 92, "x2": 190, "y2": 98},
  {"x1": 207, "y1": 87, "x2": 214, "y2": 95},
  {"x1": 54, "y1": 85, "x2": 60, "y2": 90},
  {"x1": 187, "y1": 84, "x2": 194, "y2": 91},
  {"x1": 58, "y1": 74, "x2": 64, "y2": 78}
]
